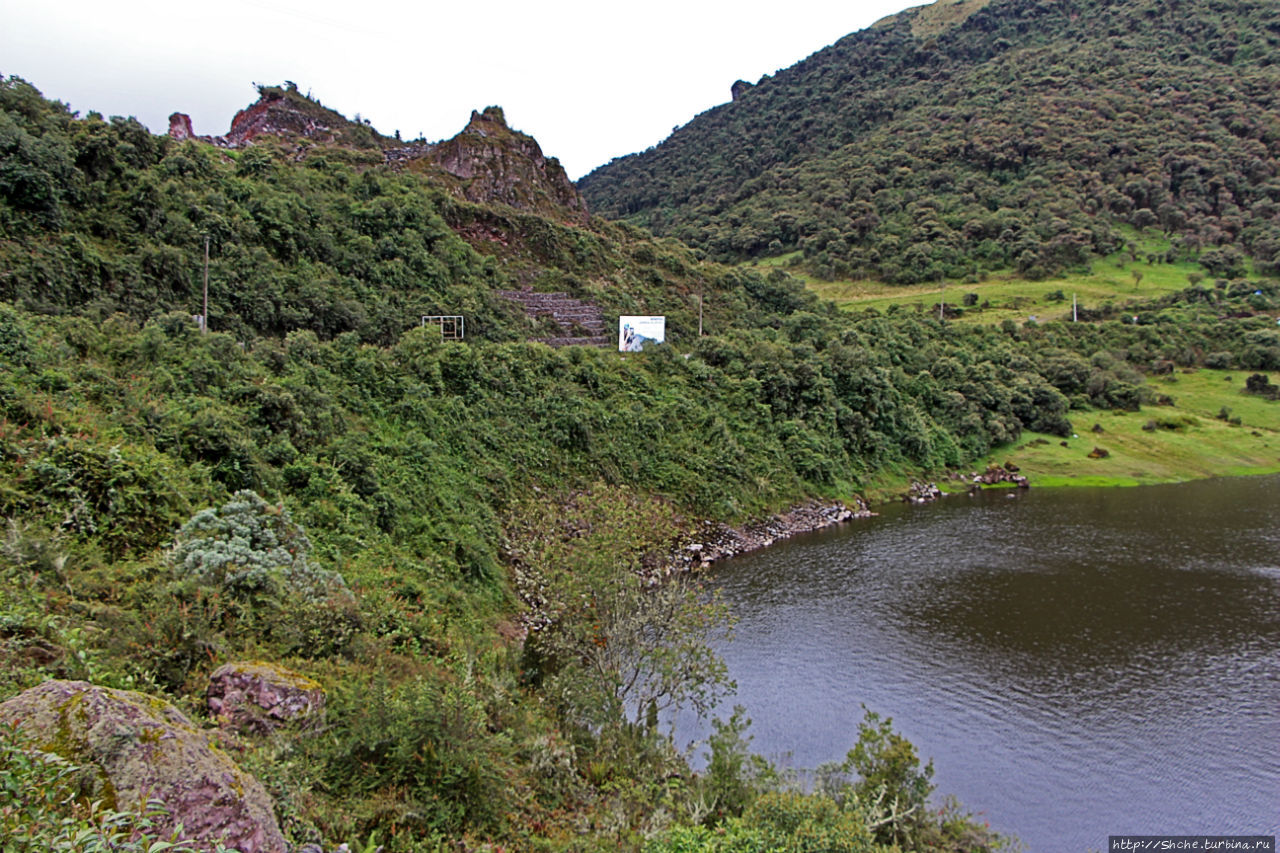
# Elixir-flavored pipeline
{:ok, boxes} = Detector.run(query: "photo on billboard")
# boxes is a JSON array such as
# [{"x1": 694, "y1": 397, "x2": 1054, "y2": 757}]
[{"x1": 618, "y1": 316, "x2": 666, "y2": 352}]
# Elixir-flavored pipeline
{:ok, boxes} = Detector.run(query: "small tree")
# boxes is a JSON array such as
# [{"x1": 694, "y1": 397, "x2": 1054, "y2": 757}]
[
  {"x1": 514, "y1": 488, "x2": 734, "y2": 732},
  {"x1": 538, "y1": 560, "x2": 732, "y2": 731},
  {"x1": 813, "y1": 708, "x2": 936, "y2": 848},
  {"x1": 847, "y1": 710, "x2": 934, "y2": 823},
  {"x1": 699, "y1": 706, "x2": 777, "y2": 819}
]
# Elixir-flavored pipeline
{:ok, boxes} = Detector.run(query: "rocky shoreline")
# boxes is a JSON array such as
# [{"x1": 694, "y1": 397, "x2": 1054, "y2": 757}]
[
  {"x1": 517, "y1": 469, "x2": 1033, "y2": 630},
  {"x1": 663, "y1": 498, "x2": 876, "y2": 575},
  {"x1": 679, "y1": 463, "x2": 1035, "y2": 567},
  {"x1": 661, "y1": 464, "x2": 1033, "y2": 576}
]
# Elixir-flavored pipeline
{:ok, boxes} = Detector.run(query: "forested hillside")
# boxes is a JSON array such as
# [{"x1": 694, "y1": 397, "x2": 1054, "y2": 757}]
[
  {"x1": 0, "y1": 79, "x2": 763, "y2": 344},
  {"x1": 1, "y1": 72, "x2": 1278, "y2": 852},
  {"x1": 580, "y1": 0, "x2": 1280, "y2": 284}
]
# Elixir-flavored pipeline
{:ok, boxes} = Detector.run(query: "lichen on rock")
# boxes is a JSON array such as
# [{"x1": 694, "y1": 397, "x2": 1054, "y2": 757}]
[{"x1": 0, "y1": 680, "x2": 287, "y2": 853}]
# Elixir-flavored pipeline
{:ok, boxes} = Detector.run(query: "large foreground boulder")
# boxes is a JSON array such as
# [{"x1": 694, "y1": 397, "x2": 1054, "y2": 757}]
[
  {"x1": 0, "y1": 680, "x2": 286, "y2": 853},
  {"x1": 207, "y1": 660, "x2": 325, "y2": 734}
]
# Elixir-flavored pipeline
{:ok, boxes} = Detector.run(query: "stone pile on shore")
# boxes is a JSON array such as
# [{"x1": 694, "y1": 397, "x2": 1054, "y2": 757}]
[
  {"x1": 905, "y1": 481, "x2": 944, "y2": 503},
  {"x1": 967, "y1": 464, "x2": 1031, "y2": 489},
  {"x1": 906, "y1": 465, "x2": 1031, "y2": 504},
  {"x1": 668, "y1": 499, "x2": 876, "y2": 572}
]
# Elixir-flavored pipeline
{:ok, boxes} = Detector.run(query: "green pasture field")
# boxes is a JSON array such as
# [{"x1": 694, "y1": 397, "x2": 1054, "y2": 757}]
[
  {"x1": 750, "y1": 231, "x2": 1246, "y2": 327},
  {"x1": 746, "y1": 238, "x2": 1280, "y2": 501},
  {"x1": 975, "y1": 369, "x2": 1280, "y2": 488}
]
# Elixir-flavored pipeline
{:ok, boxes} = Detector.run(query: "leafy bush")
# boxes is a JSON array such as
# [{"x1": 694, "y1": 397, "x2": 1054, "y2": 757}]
[
  {"x1": 644, "y1": 790, "x2": 879, "y2": 852},
  {"x1": 1244, "y1": 372, "x2": 1278, "y2": 399},
  {"x1": 315, "y1": 671, "x2": 515, "y2": 838},
  {"x1": 699, "y1": 706, "x2": 778, "y2": 821},
  {"x1": 0, "y1": 303, "x2": 31, "y2": 367}
]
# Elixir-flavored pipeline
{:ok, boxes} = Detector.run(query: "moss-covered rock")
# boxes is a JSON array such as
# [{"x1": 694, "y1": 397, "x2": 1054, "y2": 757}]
[
  {"x1": 207, "y1": 661, "x2": 325, "y2": 734},
  {"x1": 0, "y1": 680, "x2": 286, "y2": 853}
]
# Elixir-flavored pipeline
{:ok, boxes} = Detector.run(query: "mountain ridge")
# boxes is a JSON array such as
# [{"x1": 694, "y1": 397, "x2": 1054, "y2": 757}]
[
  {"x1": 167, "y1": 84, "x2": 588, "y2": 224},
  {"x1": 579, "y1": 0, "x2": 1280, "y2": 284}
]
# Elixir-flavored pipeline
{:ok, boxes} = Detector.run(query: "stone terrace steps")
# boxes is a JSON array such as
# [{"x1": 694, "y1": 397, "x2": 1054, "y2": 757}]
[
  {"x1": 497, "y1": 290, "x2": 612, "y2": 348},
  {"x1": 537, "y1": 335, "x2": 613, "y2": 348}
]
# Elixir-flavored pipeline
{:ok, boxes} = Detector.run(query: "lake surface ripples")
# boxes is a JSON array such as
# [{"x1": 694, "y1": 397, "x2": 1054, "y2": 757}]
[{"x1": 682, "y1": 476, "x2": 1280, "y2": 852}]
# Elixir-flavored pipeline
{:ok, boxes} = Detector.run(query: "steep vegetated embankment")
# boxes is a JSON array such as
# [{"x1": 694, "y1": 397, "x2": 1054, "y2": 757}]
[
  {"x1": 1, "y1": 72, "x2": 1278, "y2": 851},
  {"x1": 580, "y1": 0, "x2": 1280, "y2": 284}
]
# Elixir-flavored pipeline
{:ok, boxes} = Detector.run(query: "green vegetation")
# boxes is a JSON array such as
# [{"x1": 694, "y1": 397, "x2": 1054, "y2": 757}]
[
  {"x1": 3, "y1": 275, "x2": 1272, "y2": 846},
  {"x1": 582, "y1": 0, "x2": 1280, "y2": 285},
  {"x1": 0, "y1": 75, "x2": 767, "y2": 346},
  {"x1": 980, "y1": 368, "x2": 1280, "y2": 487},
  {"x1": 643, "y1": 708, "x2": 1004, "y2": 852},
  {"x1": 2, "y1": 66, "x2": 1278, "y2": 851}
]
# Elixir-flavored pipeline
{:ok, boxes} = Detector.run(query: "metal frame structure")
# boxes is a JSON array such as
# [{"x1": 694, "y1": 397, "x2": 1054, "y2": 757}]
[{"x1": 421, "y1": 315, "x2": 465, "y2": 340}]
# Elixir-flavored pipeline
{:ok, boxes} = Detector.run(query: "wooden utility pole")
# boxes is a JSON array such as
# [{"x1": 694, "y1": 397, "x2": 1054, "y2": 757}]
[
  {"x1": 1072, "y1": 292, "x2": 1078, "y2": 323},
  {"x1": 202, "y1": 235, "x2": 210, "y2": 333},
  {"x1": 698, "y1": 292, "x2": 704, "y2": 336}
]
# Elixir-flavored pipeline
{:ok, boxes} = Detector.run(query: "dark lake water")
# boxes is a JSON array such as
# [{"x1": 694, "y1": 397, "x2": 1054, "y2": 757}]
[{"x1": 679, "y1": 476, "x2": 1280, "y2": 852}]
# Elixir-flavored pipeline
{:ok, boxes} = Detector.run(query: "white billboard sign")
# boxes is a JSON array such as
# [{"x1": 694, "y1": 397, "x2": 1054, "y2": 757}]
[{"x1": 619, "y1": 316, "x2": 666, "y2": 352}]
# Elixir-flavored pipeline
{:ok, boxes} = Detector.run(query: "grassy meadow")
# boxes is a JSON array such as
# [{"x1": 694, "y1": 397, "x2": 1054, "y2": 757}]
[
  {"x1": 848, "y1": 370, "x2": 1280, "y2": 501},
  {"x1": 750, "y1": 230, "x2": 1264, "y2": 329},
  {"x1": 976, "y1": 368, "x2": 1280, "y2": 488}
]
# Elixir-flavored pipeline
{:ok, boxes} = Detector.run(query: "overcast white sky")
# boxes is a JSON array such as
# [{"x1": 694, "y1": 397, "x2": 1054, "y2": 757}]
[{"x1": 2, "y1": 0, "x2": 917, "y2": 179}]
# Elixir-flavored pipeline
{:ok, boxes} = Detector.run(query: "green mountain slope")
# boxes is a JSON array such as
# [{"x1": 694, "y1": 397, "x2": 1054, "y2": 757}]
[{"x1": 579, "y1": 0, "x2": 1280, "y2": 284}]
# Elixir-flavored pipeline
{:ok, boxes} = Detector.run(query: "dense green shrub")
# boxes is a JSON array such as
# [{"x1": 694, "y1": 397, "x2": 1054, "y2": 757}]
[
  {"x1": 315, "y1": 671, "x2": 515, "y2": 838},
  {"x1": 644, "y1": 789, "x2": 890, "y2": 852},
  {"x1": 1244, "y1": 373, "x2": 1279, "y2": 400}
]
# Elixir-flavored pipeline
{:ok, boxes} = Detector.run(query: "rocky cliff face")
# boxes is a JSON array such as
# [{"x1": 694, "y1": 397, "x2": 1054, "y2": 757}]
[
  {"x1": 422, "y1": 107, "x2": 588, "y2": 224},
  {"x1": 168, "y1": 83, "x2": 385, "y2": 150},
  {"x1": 168, "y1": 89, "x2": 587, "y2": 224},
  {"x1": 223, "y1": 87, "x2": 338, "y2": 147}
]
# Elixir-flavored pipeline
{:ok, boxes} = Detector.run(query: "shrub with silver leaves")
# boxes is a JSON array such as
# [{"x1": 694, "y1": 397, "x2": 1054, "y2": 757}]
[{"x1": 170, "y1": 490, "x2": 343, "y2": 598}]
